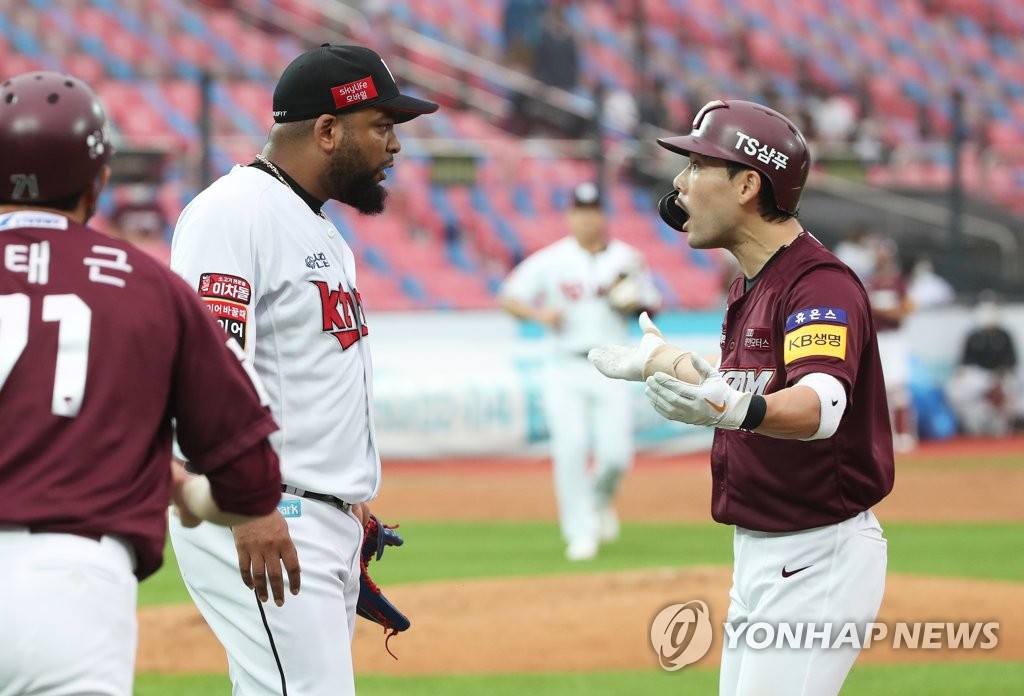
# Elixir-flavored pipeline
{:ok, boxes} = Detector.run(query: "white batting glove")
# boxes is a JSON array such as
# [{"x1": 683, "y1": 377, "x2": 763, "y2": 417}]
[
  {"x1": 588, "y1": 312, "x2": 666, "y2": 382},
  {"x1": 644, "y1": 353, "x2": 752, "y2": 429}
]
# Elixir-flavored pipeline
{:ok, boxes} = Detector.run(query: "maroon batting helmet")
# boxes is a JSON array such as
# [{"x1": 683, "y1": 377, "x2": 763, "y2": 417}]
[
  {"x1": 657, "y1": 99, "x2": 810, "y2": 215},
  {"x1": 0, "y1": 72, "x2": 112, "y2": 204}
]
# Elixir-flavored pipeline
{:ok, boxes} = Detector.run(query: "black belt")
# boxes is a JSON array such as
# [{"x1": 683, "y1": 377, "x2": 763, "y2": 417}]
[{"x1": 281, "y1": 485, "x2": 352, "y2": 512}]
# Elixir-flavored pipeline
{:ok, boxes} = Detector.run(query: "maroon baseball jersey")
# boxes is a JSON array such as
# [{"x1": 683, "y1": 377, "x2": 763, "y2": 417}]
[
  {"x1": 0, "y1": 210, "x2": 281, "y2": 579},
  {"x1": 866, "y1": 273, "x2": 909, "y2": 332},
  {"x1": 712, "y1": 232, "x2": 894, "y2": 532}
]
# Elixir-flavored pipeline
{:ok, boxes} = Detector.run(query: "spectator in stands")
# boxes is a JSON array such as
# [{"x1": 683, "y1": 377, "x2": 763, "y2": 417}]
[
  {"x1": 809, "y1": 93, "x2": 857, "y2": 145},
  {"x1": 532, "y1": 6, "x2": 579, "y2": 92},
  {"x1": 852, "y1": 116, "x2": 885, "y2": 165},
  {"x1": 628, "y1": 76, "x2": 677, "y2": 192},
  {"x1": 502, "y1": 0, "x2": 546, "y2": 69},
  {"x1": 946, "y1": 292, "x2": 1021, "y2": 436},
  {"x1": 518, "y1": 6, "x2": 584, "y2": 136},
  {"x1": 503, "y1": 0, "x2": 548, "y2": 134},
  {"x1": 603, "y1": 85, "x2": 640, "y2": 137},
  {"x1": 866, "y1": 239, "x2": 917, "y2": 452},
  {"x1": 834, "y1": 222, "x2": 878, "y2": 281},
  {"x1": 636, "y1": 75, "x2": 670, "y2": 132},
  {"x1": 907, "y1": 255, "x2": 955, "y2": 308},
  {"x1": 499, "y1": 182, "x2": 662, "y2": 562}
]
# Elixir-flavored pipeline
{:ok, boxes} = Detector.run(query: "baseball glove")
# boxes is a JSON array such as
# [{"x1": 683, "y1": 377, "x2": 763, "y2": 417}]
[
  {"x1": 607, "y1": 268, "x2": 646, "y2": 312},
  {"x1": 357, "y1": 514, "x2": 410, "y2": 658}
]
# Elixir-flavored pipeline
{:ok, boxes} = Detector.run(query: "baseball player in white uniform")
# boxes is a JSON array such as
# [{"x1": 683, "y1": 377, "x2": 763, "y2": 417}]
[
  {"x1": 500, "y1": 182, "x2": 662, "y2": 561},
  {"x1": 168, "y1": 45, "x2": 437, "y2": 696}
]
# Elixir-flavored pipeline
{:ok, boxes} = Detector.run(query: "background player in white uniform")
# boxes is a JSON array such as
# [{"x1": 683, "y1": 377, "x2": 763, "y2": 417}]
[
  {"x1": 168, "y1": 45, "x2": 437, "y2": 696},
  {"x1": 500, "y1": 182, "x2": 661, "y2": 561},
  {"x1": 0, "y1": 72, "x2": 282, "y2": 696}
]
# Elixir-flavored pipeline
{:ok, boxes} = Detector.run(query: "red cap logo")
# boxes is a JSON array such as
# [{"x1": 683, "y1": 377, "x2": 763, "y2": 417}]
[{"x1": 332, "y1": 76, "x2": 379, "y2": 108}]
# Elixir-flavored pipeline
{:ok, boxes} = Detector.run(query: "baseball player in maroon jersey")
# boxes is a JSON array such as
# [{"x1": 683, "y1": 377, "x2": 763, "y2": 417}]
[
  {"x1": 590, "y1": 100, "x2": 894, "y2": 695},
  {"x1": 865, "y1": 239, "x2": 918, "y2": 451},
  {"x1": 0, "y1": 72, "x2": 283, "y2": 696}
]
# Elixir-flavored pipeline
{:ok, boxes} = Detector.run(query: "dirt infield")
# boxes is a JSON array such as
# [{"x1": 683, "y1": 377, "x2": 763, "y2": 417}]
[
  {"x1": 138, "y1": 437, "x2": 1024, "y2": 675},
  {"x1": 139, "y1": 569, "x2": 1024, "y2": 674}
]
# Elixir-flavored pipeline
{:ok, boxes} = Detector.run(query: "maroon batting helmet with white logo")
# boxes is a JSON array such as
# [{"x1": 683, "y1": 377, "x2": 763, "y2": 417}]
[
  {"x1": 0, "y1": 72, "x2": 112, "y2": 203},
  {"x1": 657, "y1": 100, "x2": 810, "y2": 215}
]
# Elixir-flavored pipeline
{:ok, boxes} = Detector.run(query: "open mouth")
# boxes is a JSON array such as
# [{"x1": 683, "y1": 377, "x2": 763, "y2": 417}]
[{"x1": 676, "y1": 200, "x2": 691, "y2": 232}]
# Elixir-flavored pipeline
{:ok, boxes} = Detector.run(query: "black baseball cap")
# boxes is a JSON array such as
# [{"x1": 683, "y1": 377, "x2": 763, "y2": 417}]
[
  {"x1": 571, "y1": 182, "x2": 602, "y2": 208},
  {"x1": 272, "y1": 44, "x2": 439, "y2": 124}
]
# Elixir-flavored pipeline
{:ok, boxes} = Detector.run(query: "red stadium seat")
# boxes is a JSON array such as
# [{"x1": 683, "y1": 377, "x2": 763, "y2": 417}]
[
  {"x1": 747, "y1": 33, "x2": 797, "y2": 77},
  {"x1": 0, "y1": 53, "x2": 46, "y2": 76},
  {"x1": 95, "y1": 81, "x2": 179, "y2": 145},
  {"x1": 62, "y1": 53, "x2": 107, "y2": 85},
  {"x1": 4, "y1": 0, "x2": 1021, "y2": 310},
  {"x1": 416, "y1": 268, "x2": 496, "y2": 309},
  {"x1": 161, "y1": 80, "x2": 201, "y2": 121},
  {"x1": 355, "y1": 268, "x2": 417, "y2": 312},
  {"x1": 223, "y1": 82, "x2": 275, "y2": 132},
  {"x1": 72, "y1": 7, "x2": 120, "y2": 37}
]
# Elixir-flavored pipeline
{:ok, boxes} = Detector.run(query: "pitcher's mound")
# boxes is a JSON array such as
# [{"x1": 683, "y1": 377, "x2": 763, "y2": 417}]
[{"x1": 137, "y1": 567, "x2": 1024, "y2": 675}]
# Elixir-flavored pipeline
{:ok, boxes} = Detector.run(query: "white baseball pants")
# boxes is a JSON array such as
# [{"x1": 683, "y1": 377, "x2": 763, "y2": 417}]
[
  {"x1": 543, "y1": 355, "x2": 634, "y2": 547},
  {"x1": 0, "y1": 529, "x2": 138, "y2": 696},
  {"x1": 719, "y1": 509, "x2": 888, "y2": 696},
  {"x1": 169, "y1": 494, "x2": 363, "y2": 696}
]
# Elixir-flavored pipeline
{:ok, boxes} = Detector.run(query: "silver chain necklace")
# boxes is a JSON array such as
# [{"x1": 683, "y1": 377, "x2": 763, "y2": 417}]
[{"x1": 254, "y1": 154, "x2": 327, "y2": 219}]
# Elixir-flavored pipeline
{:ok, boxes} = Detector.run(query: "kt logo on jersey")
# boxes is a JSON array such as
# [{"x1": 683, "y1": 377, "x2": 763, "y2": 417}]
[{"x1": 311, "y1": 281, "x2": 367, "y2": 349}]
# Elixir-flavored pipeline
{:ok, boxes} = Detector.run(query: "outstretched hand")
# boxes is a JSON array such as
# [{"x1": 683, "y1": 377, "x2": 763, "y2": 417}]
[
  {"x1": 587, "y1": 312, "x2": 667, "y2": 382},
  {"x1": 644, "y1": 353, "x2": 752, "y2": 430}
]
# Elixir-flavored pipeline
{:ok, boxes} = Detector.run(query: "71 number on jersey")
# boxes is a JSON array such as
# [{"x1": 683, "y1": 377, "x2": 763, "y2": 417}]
[{"x1": 0, "y1": 293, "x2": 91, "y2": 417}]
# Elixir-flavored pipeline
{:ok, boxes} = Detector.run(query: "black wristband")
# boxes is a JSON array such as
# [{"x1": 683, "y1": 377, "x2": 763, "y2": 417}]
[{"x1": 739, "y1": 394, "x2": 767, "y2": 431}]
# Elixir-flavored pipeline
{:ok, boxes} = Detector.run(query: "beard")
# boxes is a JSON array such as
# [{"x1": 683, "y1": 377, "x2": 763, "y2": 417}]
[{"x1": 323, "y1": 138, "x2": 388, "y2": 215}]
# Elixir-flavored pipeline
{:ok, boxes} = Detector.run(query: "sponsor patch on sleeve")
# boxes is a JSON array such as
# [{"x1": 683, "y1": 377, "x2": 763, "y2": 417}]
[
  {"x1": 783, "y1": 306, "x2": 848, "y2": 364},
  {"x1": 784, "y1": 306, "x2": 847, "y2": 332},
  {"x1": 198, "y1": 273, "x2": 252, "y2": 305},
  {"x1": 204, "y1": 299, "x2": 248, "y2": 350}
]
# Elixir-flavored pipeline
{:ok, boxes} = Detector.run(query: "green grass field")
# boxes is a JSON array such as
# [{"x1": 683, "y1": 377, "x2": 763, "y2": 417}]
[
  {"x1": 134, "y1": 662, "x2": 1024, "y2": 696},
  {"x1": 140, "y1": 520, "x2": 1024, "y2": 607},
  {"x1": 138, "y1": 447, "x2": 1024, "y2": 694}
]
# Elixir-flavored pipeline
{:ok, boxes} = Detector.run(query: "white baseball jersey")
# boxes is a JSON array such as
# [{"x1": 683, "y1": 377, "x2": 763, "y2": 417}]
[
  {"x1": 500, "y1": 237, "x2": 661, "y2": 353},
  {"x1": 501, "y1": 235, "x2": 660, "y2": 553},
  {"x1": 172, "y1": 165, "x2": 380, "y2": 502}
]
